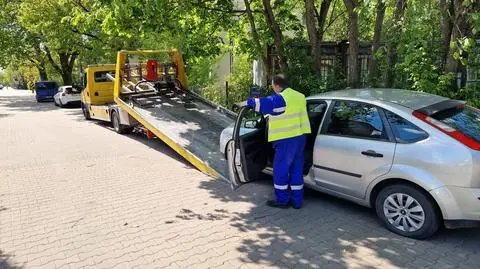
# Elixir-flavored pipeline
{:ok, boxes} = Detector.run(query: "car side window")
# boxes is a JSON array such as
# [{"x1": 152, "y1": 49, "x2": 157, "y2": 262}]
[
  {"x1": 384, "y1": 110, "x2": 429, "y2": 143},
  {"x1": 307, "y1": 102, "x2": 327, "y2": 113},
  {"x1": 307, "y1": 101, "x2": 328, "y2": 136},
  {"x1": 325, "y1": 101, "x2": 387, "y2": 140}
]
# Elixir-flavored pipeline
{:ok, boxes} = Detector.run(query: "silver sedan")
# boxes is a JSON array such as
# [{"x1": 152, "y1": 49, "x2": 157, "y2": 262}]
[{"x1": 221, "y1": 88, "x2": 480, "y2": 239}]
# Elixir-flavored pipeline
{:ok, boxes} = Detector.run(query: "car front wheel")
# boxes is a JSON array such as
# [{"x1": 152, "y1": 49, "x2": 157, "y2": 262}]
[{"x1": 375, "y1": 184, "x2": 440, "y2": 239}]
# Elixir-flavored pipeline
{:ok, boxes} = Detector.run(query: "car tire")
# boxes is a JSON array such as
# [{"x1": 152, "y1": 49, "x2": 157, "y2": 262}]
[
  {"x1": 81, "y1": 102, "x2": 91, "y2": 120},
  {"x1": 375, "y1": 184, "x2": 440, "y2": 239},
  {"x1": 111, "y1": 111, "x2": 132, "y2": 134}
]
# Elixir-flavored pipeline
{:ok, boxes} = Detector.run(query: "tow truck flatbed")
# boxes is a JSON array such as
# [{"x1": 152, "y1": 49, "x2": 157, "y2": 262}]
[
  {"x1": 82, "y1": 50, "x2": 236, "y2": 180},
  {"x1": 115, "y1": 91, "x2": 234, "y2": 180}
]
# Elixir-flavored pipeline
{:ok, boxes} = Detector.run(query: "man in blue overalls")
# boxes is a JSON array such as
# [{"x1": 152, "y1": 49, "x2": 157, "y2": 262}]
[{"x1": 240, "y1": 74, "x2": 311, "y2": 209}]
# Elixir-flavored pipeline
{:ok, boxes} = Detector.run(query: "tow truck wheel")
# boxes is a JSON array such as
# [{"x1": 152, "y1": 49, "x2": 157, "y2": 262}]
[
  {"x1": 81, "y1": 102, "x2": 91, "y2": 120},
  {"x1": 111, "y1": 111, "x2": 133, "y2": 134}
]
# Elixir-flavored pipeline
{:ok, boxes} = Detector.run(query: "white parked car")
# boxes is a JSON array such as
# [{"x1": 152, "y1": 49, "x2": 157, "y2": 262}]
[
  {"x1": 54, "y1": 86, "x2": 82, "y2": 107},
  {"x1": 221, "y1": 88, "x2": 480, "y2": 239}
]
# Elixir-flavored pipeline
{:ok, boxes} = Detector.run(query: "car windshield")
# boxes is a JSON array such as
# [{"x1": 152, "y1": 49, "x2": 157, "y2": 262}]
[{"x1": 432, "y1": 105, "x2": 480, "y2": 143}]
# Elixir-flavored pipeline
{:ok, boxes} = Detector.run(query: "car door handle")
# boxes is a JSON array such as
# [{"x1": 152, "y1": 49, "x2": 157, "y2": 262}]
[{"x1": 361, "y1": 150, "x2": 383, "y2": 158}]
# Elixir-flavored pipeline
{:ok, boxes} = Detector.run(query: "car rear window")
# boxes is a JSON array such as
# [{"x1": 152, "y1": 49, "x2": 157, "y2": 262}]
[
  {"x1": 431, "y1": 106, "x2": 480, "y2": 143},
  {"x1": 36, "y1": 82, "x2": 57, "y2": 90},
  {"x1": 385, "y1": 110, "x2": 429, "y2": 143},
  {"x1": 65, "y1": 87, "x2": 81, "y2": 94}
]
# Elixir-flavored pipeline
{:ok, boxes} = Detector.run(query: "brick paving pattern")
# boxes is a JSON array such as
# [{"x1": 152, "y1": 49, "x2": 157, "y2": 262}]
[{"x1": 0, "y1": 88, "x2": 479, "y2": 269}]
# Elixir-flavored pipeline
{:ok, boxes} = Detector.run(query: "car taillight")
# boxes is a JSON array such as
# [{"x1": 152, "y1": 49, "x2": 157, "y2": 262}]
[
  {"x1": 61, "y1": 92, "x2": 66, "y2": 96},
  {"x1": 413, "y1": 111, "x2": 480, "y2": 150}
]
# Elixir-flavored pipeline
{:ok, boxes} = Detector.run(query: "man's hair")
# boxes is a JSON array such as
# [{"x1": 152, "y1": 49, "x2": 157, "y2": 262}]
[{"x1": 272, "y1": 74, "x2": 288, "y2": 89}]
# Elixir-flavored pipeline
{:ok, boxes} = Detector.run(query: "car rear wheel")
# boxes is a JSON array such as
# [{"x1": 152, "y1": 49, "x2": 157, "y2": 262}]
[
  {"x1": 81, "y1": 102, "x2": 91, "y2": 120},
  {"x1": 375, "y1": 184, "x2": 440, "y2": 239},
  {"x1": 111, "y1": 111, "x2": 133, "y2": 134}
]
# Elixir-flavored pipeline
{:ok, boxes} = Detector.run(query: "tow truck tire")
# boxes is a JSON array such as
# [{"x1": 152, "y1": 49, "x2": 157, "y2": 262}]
[
  {"x1": 111, "y1": 111, "x2": 133, "y2": 134},
  {"x1": 81, "y1": 102, "x2": 91, "y2": 120}
]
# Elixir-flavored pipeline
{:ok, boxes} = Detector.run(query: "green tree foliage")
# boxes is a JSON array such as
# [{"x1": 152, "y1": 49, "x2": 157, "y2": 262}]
[{"x1": 0, "y1": 0, "x2": 478, "y2": 107}]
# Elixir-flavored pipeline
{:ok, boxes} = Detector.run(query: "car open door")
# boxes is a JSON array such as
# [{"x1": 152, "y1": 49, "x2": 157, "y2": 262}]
[{"x1": 227, "y1": 106, "x2": 269, "y2": 190}]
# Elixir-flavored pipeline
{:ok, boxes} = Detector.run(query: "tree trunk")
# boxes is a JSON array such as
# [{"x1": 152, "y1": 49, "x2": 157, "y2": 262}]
[
  {"x1": 369, "y1": 0, "x2": 386, "y2": 87},
  {"x1": 37, "y1": 65, "x2": 48, "y2": 81},
  {"x1": 244, "y1": 0, "x2": 270, "y2": 77},
  {"x1": 45, "y1": 46, "x2": 77, "y2": 85},
  {"x1": 439, "y1": 0, "x2": 453, "y2": 64},
  {"x1": 385, "y1": 0, "x2": 407, "y2": 87},
  {"x1": 33, "y1": 40, "x2": 48, "y2": 81},
  {"x1": 343, "y1": 0, "x2": 360, "y2": 88},
  {"x1": 59, "y1": 52, "x2": 77, "y2": 86},
  {"x1": 305, "y1": 0, "x2": 331, "y2": 75},
  {"x1": 305, "y1": 0, "x2": 317, "y2": 55},
  {"x1": 316, "y1": 0, "x2": 331, "y2": 42},
  {"x1": 262, "y1": 0, "x2": 288, "y2": 70},
  {"x1": 445, "y1": 0, "x2": 467, "y2": 75}
]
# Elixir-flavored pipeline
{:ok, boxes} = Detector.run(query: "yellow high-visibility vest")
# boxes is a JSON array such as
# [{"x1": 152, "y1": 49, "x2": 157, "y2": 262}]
[{"x1": 268, "y1": 88, "x2": 311, "y2": 142}]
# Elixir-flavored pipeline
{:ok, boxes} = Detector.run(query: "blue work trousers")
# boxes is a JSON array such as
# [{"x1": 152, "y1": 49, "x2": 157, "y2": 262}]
[{"x1": 272, "y1": 134, "x2": 306, "y2": 208}]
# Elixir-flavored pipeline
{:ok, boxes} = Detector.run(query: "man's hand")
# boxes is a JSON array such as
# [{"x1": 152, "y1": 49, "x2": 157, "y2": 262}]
[
  {"x1": 235, "y1": 101, "x2": 248, "y2": 107},
  {"x1": 232, "y1": 101, "x2": 249, "y2": 112}
]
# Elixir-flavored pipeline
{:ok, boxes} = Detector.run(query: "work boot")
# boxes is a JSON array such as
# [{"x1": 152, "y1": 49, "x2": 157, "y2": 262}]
[
  {"x1": 290, "y1": 202, "x2": 301, "y2": 210},
  {"x1": 266, "y1": 200, "x2": 289, "y2": 209}
]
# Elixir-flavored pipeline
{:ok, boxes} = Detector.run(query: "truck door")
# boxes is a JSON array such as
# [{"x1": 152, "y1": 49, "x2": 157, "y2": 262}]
[{"x1": 227, "y1": 106, "x2": 268, "y2": 190}]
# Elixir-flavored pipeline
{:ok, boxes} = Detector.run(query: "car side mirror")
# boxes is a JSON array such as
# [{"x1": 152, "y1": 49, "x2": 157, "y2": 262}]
[{"x1": 244, "y1": 120, "x2": 257, "y2": 129}]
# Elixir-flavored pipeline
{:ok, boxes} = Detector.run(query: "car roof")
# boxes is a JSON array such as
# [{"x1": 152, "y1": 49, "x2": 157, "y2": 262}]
[{"x1": 308, "y1": 88, "x2": 450, "y2": 110}]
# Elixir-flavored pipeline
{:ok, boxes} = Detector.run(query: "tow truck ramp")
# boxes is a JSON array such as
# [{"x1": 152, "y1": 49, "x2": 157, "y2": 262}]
[
  {"x1": 115, "y1": 94, "x2": 234, "y2": 180},
  {"x1": 112, "y1": 50, "x2": 235, "y2": 180}
]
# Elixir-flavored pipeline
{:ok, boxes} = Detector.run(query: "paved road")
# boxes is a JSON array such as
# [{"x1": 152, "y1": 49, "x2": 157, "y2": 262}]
[{"x1": 0, "y1": 88, "x2": 479, "y2": 269}]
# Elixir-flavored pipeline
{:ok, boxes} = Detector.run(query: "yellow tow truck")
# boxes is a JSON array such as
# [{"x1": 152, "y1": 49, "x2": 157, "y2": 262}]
[{"x1": 80, "y1": 49, "x2": 236, "y2": 180}]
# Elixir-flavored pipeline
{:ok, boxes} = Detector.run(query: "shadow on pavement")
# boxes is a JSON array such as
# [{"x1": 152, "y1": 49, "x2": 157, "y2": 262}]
[
  {"x1": 196, "y1": 177, "x2": 480, "y2": 268},
  {"x1": 90, "y1": 120, "x2": 193, "y2": 168},
  {"x1": 0, "y1": 95, "x2": 57, "y2": 113},
  {"x1": 124, "y1": 132, "x2": 194, "y2": 168},
  {"x1": 0, "y1": 250, "x2": 24, "y2": 269}
]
